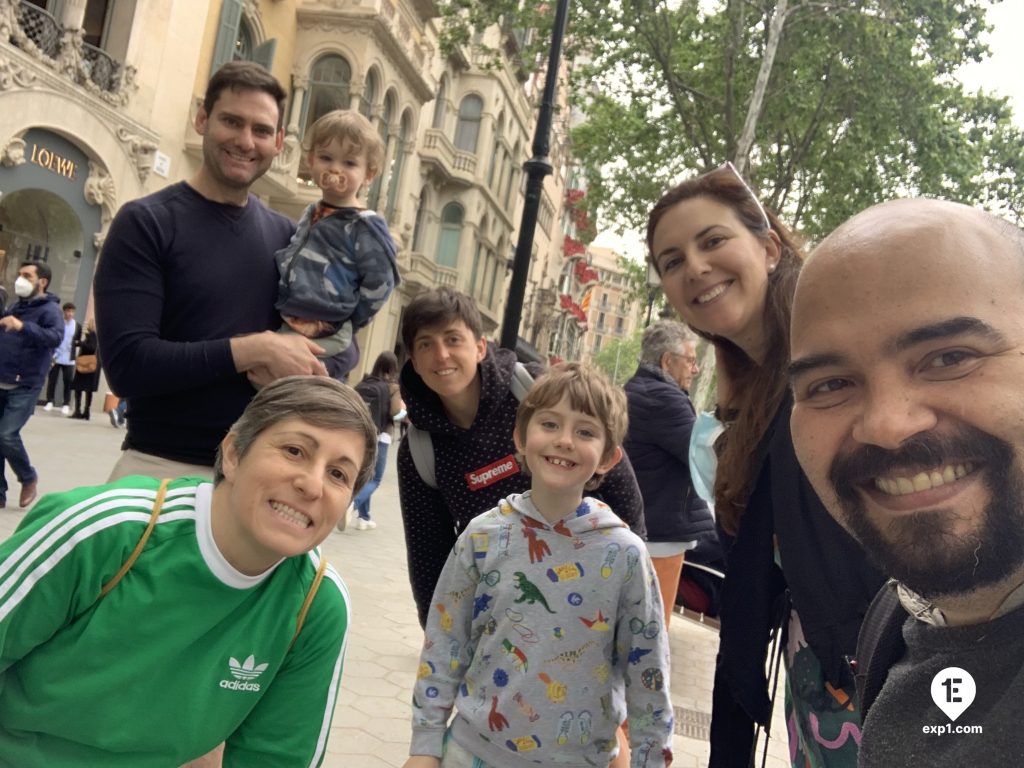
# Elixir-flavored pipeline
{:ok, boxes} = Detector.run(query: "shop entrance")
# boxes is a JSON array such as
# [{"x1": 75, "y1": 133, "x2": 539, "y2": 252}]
[{"x1": 0, "y1": 188, "x2": 84, "y2": 306}]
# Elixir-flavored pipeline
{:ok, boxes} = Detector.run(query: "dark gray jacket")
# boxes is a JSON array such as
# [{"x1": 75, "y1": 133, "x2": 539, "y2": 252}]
[{"x1": 623, "y1": 363, "x2": 716, "y2": 543}]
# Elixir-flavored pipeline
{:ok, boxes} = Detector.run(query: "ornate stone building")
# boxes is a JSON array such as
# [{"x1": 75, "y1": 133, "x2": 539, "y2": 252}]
[{"x1": 0, "y1": 0, "x2": 575, "y2": 373}]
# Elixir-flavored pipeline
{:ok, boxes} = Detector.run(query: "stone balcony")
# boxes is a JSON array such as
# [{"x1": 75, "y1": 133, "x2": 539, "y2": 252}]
[{"x1": 419, "y1": 128, "x2": 478, "y2": 187}]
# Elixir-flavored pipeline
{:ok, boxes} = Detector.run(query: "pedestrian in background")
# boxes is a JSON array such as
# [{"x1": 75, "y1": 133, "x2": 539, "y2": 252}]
[
  {"x1": 70, "y1": 318, "x2": 100, "y2": 419},
  {"x1": 42, "y1": 302, "x2": 80, "y2": 414},
  {"x1": 0, "y1": 261, "x2": 62, "y2": 509},
  {"x1": 623, "y1": 319, "x2": 719, "y2": 628},
  {"x1": 348, "y1": 350, "x2": 405, "y2": 530}
]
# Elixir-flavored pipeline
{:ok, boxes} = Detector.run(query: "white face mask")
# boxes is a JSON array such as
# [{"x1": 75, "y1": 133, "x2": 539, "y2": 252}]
[{"x1": 14, "y1": 276, "x2": 36, "y2": 298}]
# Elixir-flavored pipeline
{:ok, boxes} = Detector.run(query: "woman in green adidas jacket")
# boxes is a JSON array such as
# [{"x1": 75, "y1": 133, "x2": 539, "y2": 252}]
[{"x1": 0, "y1": 376, "x2": 376, "y2": 767}]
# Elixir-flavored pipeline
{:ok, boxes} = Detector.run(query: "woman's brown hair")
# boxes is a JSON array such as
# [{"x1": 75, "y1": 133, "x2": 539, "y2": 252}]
[{"x1": 646, "y1": 165, "x2": 805, "y2": 535}]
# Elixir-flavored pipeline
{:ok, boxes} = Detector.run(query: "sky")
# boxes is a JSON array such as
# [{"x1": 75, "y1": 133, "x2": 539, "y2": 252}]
[
  {"x1": 957, "y1": 1, "x2": 1024, "y2": 127},
  {"x1": 593, "y1": 0, "x2": 1024, "y2": 261}
]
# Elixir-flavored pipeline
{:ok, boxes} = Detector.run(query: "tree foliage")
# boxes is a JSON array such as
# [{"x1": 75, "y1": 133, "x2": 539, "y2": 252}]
[
  {"x1": 439, "y1": 0, "x2": 1024, "y2": 239},
  {"x1": 591, "y1": 329, "x2": 642, "y2": 387}
]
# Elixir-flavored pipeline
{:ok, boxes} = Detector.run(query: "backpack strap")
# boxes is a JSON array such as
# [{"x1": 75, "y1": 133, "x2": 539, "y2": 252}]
[
  {"x1": 854, "y1": 579, "x2": 908, "y2": 722},
  {"x1": 509, "y1": 362, "x2": 534, "y2": 403},
  {"x1": 289, "y1": 555, "x2": 329, "y2": 650},
  {"x1": 406, "y1": 423, "x2": 437, "y2": 489},
  {"x1": 100, "y1": 478, "x2": 171, "y2": 598}
]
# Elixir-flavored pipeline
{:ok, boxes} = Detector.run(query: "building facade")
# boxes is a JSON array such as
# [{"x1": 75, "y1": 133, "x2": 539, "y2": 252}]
[
  {"x1": 0, "y1": 0, "x2": 578, "y2": 376},
  {"x1": 576, "y1": 245, "x2": 642, "y2": 363}
]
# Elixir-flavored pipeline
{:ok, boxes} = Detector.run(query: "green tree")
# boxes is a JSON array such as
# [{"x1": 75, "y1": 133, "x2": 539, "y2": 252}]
[
  {"x1": 439, "y1": 0, "x2": 1024, "y2": 238},
  {"x1": 592, "y1": 330, "x2": 642, "y2": 387}
]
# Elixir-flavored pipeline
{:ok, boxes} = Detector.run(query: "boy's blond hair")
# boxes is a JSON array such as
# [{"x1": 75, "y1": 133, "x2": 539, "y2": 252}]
[
  {"x1": 304, "y1": 109, "x2": 384, "y2": 176},
  {"x1": 515, "y1": 363, "x2": 627, "y2": 489}
]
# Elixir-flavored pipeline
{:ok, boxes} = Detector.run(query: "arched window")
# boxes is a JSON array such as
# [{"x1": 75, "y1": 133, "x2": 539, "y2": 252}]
[
  {"x1": 436, "y1": 202, "x2": 464, "y2": 269},
  {"x1": 360, "y1": 69, "x2": 379, "y2": 120},
  {"x1": 386, "y1": 110, "x2": 412, "y2": 219},
  {"x1": 412, "y1": 186, "x2": 429, "y2": 252},
  {"x1": 211, "y1": 0, "x2": 277, "y2": 75},
  {"x1": 432, "y1": 76, "x2": 448, "y2": 129},
  {"x1": 454, "y1": 95, "x2": 483, "y2": 153},
  {"x1": 487, "y1": 113, "x2": 504, "y2": 187},
  {"x1": 303, "y1": 55, "x2": 351, "y2": 137}
]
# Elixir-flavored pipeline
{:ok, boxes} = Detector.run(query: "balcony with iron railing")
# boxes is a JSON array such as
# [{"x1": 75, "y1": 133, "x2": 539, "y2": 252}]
[{"x1": 3, "y1": 0, "x2": 135, "y2": 105}]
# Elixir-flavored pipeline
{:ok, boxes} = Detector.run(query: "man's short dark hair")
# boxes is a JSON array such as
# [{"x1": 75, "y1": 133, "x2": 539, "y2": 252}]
[
  {"x1": 204, "y1": 61, "x2": 287, "y2": 130},
  {"x1": 21, "y1": 260, "x2": 51, "y2": 288},
  {"x1": 62, "y1": 302, "x2": 76, "y2": 311},
  {"x1": 401, "y1": 287, "x2": 484, "y2": 352}
]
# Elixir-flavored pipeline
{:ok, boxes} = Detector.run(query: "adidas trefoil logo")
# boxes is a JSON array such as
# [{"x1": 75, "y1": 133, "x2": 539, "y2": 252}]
[
  {"x1": 219, "y1": 654, "x2": 269, "y2": 692},
  {"x1": 230, "y1": 655, "x2": 268, "y2": 680}
]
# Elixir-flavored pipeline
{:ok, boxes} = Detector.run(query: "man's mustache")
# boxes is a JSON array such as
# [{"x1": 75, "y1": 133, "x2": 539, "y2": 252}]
[{"x1": 828, "y1": 427, "x2": 1010, "y2": 503}]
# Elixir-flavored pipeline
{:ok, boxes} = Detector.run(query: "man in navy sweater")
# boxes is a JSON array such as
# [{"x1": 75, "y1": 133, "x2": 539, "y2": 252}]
[
  {"x1": 95, "y1": 62, "x2": 328, "y2": 480},
  {"x1": 0, "y1": 261, "x2": 62, "y2": 508}
]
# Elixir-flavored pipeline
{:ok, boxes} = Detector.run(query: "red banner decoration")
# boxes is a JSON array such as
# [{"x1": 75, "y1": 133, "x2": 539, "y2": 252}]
[
  {"x1": 563, "y1": 234, "x2": 585, "y2": 259},
  {"x1": 558, "y1": 293, "x2": 588, "y2": 328},
  {"x1": 573, "y1": 259, "x2": 599, "y2": 285}
]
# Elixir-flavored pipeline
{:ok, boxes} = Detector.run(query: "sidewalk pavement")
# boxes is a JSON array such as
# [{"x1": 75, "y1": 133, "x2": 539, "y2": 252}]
[{"x1": 2, "y1": 407, "x2": 790, "y2": 768}]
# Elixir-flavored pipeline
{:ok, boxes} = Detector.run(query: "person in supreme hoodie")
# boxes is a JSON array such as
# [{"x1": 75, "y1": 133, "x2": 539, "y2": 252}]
[
  {"x1": 404, "y1": 363, "x2": 673, "y2": 768},
  {"x1": 397, "y1": 288, "x2": 646, "y2": 629}
]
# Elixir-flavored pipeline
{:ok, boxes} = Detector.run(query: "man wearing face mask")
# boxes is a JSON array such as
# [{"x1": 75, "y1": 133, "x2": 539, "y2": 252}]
[{"x1": 0, "y1": 261, "x2": 63, "y2": 509}]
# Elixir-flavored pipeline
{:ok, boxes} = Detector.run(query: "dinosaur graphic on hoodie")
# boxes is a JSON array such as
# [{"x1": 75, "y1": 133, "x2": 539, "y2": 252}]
[{"x1": 409, "y1": 492, "x2": 674, "y2": 768}]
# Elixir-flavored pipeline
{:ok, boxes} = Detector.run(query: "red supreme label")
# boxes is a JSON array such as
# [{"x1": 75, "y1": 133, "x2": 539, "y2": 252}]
[{"x1": 465, "y1": 455, "x2": 520, "y2": 490}]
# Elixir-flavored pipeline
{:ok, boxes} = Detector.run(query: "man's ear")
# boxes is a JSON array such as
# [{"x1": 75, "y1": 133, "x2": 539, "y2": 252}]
[
  {"x1": 220, "y1": 433, "x2": 240, "y2": 482},
  {"x1": 274, "y1": 127, "x2": 284, "y2": 154},
  {"x1": 474, "y1": 335, "x2": 487, "y2": 362},
  {"x1": 194, "y1": 106, "x2": 209, "y2": 136},
  {"x1": 597, "y1": 445, "x2": 623, "y2": 476}
]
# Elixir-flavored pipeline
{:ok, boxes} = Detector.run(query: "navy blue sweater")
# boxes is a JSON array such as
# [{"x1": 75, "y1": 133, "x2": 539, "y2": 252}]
[{"x1": 94, "y1": 182, "x2": 293, "y2": 465}]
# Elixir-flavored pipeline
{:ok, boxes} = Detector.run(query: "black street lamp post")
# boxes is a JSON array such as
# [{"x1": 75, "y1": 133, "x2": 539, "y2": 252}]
[{"x1": 499, "y1": 0, "x2": 571, "y2": 353}]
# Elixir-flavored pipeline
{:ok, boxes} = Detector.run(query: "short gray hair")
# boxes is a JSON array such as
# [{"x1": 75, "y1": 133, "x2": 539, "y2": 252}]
[
  {"x1": 639, "y1": 320, "x2": 697, "y2": 366},
  {"x1": 213, "y1": 376, "x2": 378, "y2": 493}
]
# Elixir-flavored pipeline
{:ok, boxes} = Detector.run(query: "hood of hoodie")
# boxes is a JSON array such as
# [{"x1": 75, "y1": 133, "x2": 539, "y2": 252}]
[
  {"x1": 400, "y1": 342, "x2": 518, "y2": 437},
  {"x1": 506, "y1": 491, "x2": 627, "y2": 537}
]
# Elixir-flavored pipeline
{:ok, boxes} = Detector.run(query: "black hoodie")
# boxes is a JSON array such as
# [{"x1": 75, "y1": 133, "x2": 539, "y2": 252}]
[{"x1": 397, "y1": 344, "x2": 646, "y2": 627}]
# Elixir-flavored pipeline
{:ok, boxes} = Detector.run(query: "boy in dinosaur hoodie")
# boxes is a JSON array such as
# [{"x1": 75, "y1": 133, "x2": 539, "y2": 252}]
[{"x1": 405, "y1": 363, "x2": 674, "y2": 768}]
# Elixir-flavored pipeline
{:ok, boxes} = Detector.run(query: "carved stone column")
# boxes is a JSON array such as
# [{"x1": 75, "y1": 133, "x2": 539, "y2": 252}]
[
  {"x1": 287, "y1": 72, "x2": 309, "y2": 138},
  {"x1": 59, "y1": 0, "x2": 86, "y2": 28},
  {"x1": 84, "y1": 160, "x2": 116, "y2": 252},
  {"x1": 375, "y1": 122, "x2": 400, "y2": 217}
]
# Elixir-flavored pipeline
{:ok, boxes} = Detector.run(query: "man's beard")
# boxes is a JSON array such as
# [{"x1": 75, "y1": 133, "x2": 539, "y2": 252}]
[{"x1": 828, "y1": 425, "x2": 1024, "y2": 600}]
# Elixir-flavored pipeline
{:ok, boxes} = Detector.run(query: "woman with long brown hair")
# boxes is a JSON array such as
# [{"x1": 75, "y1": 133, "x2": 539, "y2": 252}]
[{"x1": 647, "y1": 164, "x2": 883, "y2": 768}]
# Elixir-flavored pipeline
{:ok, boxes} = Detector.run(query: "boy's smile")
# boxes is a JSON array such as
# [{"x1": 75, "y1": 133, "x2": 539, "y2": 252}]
[{"x1": 514, "y1": 395, "x2": 622, "y2": 522}]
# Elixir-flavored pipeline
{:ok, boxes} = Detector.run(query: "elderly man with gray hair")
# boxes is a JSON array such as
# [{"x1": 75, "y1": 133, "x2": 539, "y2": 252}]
[{"x1": 624, "y1": 319, "x2": 720, "y2": 625}]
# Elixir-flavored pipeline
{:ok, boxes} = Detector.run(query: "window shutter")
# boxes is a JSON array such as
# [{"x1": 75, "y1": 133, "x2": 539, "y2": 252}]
[
  {"x1": 210, "y1": 0, "x2": 243, "y2": 76},
  {"x1": 252, "y1": 38, "x2": 277, "y2": 70}
]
